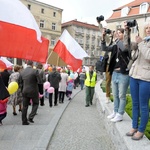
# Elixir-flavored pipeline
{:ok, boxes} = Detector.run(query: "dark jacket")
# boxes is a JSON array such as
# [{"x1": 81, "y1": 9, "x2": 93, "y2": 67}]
[
  {"x1": 0, "y1": 70, "x2": 10, "y2": 87},
  {"x1": 101, "y1": 42, "x2": 130, "y2": 75},
  {"x1": 48, "y1": 71, "x2": 61, "y2": 89},
  {"x1": 101, "y1": 29, "x2": 131, "y2": 75},
  {"x1": 37, "y1": 69, "x2": 46, "y2": 84},
  {"x1": 0, "y1": 75, "x2": 10, "y2": 100},
  {"x1": 19, "y1": 66, "x2": 41, "y2": 98}
]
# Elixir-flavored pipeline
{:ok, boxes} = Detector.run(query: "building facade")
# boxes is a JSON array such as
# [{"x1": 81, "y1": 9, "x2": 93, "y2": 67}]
[
  {"x1": 106, "y1": 0, "x2": 150, "y2": 40},
  {"x1": 62, "y1": 20, "x2": 101, "y2": 66},
  {"x1": 17, "y1": 0, "x2": 63, "y2": 64}
]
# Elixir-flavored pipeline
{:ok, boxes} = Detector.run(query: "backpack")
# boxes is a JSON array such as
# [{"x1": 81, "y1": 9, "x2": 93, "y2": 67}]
[{"x1": 96, "y1": 53, "x2": 109, "y2": 72}]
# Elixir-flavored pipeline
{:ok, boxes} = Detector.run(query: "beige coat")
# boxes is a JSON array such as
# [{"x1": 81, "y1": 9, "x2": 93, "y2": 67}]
[
  {"x1": 59, "y1": 72, "x2": 68, "y2": 92},
  {"x1": 129, "y1": 40, "x2": 150, "y2": 82}
]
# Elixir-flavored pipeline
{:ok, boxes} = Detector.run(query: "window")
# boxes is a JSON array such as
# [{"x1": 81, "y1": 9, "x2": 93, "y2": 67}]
[
  {"x1": 52, "y1": 23, "x2": 56, "y2": 30},
  {"x1": 53, "y1": 12, "x2": 56, "y2": 17},
  {"x1": 121, "y1": 7, "x2": 130, "y2": 17},
  {"x1": 140, "y1": 3, "x2": 149, "y2": 14},
  {"x1": 75, "y1": 37, "x2": 78, "y2": 42},
  {"x1": 79, "y1": 39, "x2": 83, "y2": 44},
  {"x1": 51, "y1": 39, "x2": 55, "y2": 46},
  {"x1": 86, "y1": 39, "x2": 90, "y2": 44},
  {"x1": 116, "y1": 25, "x2": 121, "y2": 29},
  {"x1": 131, "y1": 26, "x2": 138, "y2": 34},
  {"x1": 41, "y1": 8, "x2": 44, "y2": 14},
  {"x1": 92, "y1": 40, "x2": 95, "y2": 45},
  {"x1": 28, "y1": 4, "x2": 31, "y2": 10},
  {"x1": 81, "y1": 28, "x2": 84, "y2": 33},
  {"x1": 40, "y1": 20, "x2": 45, "y2": 28}
]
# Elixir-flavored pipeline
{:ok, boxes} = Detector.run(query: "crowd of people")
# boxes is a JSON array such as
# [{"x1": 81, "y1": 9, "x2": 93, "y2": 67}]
[
  {"x1": 0, "y1": 19, "x2": 150, "y2": 142},
  {"x1": 98, "y1": 18, "x2": 150, "y2": 141},
  {"x1": 0, "y1": 62, "x2": 90, "y2": 126}
]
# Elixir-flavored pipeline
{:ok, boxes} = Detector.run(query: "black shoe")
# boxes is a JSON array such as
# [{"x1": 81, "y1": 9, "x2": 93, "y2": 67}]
[
  {"x1": 28, "y1": 118, "x2": 34, "y2": 123},
  {"x1": 40, "y1": 104, "x2": 45, "y2": 106},
  {"x1": 90, "y1": 102, "x2": 93, "y2": 105},
  {"x1": 13, "y1": 112, "x2": 17, "y2": 116},
  {"x1": 54, "y1": 104, "x2": 58, "y2": 106},
  {"x1": 22, "y1": 122, "x2": 30, "y2": 125},
  {"x1": 85, "y1": 105, "x2": 89, "y2": 107},
  {"x1": 18, "y1": 109, "x2": 22, "y2": 112},
  {"x1": 0, "y1": 121, "x2": 3, "y2": 126}
]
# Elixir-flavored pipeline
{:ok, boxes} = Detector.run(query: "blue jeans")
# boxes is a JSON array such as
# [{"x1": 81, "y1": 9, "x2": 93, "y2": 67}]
[
  {"x1": 112, "y1": 72, "x2": 129, "y2": 115},
  {"x1": 80, "y1": 80, "x2": 84, "y2": 90},
  {"x1": 130, "y1": 77, "x2": 150, "y2": 132}
]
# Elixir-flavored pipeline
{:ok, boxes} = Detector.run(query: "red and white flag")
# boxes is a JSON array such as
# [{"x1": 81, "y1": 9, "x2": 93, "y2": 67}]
[
  {"x1": 0, "y1": 57, "x2": 13, "y2": 70},
  {"x1": 53, "y1": 29, "x2": 88, "y2": 71},
  {"x1": 0, "y1": 0, "x2": 49, "y2": 63}
]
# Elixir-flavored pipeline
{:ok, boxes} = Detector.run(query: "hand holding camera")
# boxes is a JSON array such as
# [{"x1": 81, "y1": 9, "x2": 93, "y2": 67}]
[
  {"x1": 96, "y1": 15, "x2": 104, "y2": 23},
  {"x1": 135, "y1": 35, "x2": 142, "y2": 44}
]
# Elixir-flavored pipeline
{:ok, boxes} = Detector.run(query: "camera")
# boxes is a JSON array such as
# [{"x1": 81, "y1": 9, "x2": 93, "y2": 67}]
[
  {"x1": 96, "y1": 15, "x2": 104, "y2": 23},
  {"x1": 105, "y1": 29, "x2": 112, "y2": 34},
  {"x1": 126, "y1": 20, "x2": 137, "y2": 27}
]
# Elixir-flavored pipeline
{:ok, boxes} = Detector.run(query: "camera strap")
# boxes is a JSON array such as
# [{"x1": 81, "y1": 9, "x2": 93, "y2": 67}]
[{"x1": 136, "y1": 24, "x2": 139, "y2": 36}]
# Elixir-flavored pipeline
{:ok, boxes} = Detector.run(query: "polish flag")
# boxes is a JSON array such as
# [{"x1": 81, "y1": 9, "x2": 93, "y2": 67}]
[
  {"x1": 0, "y1": 57, "x2": 13, "y2": 70},
  {"x1": 0, "y1": 0, "x2": 49, "y2": 63},
  {"x1": 53, "y1": 29, "x2": 88, "y2": 71}
]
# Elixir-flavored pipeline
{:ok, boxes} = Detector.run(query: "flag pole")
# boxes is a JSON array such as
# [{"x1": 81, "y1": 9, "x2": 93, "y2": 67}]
[
  {"x1": 46, "y1": 50, "x2": 53, "y2": 63},
  {"x1": 56, "y1": 55, "x2": 59, "y2": 66}
]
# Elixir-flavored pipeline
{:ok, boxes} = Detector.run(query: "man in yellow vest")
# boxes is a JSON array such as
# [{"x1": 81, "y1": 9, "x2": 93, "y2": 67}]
[{"x1": 84, "y1": 66, "x2": 97, "y2": 107}]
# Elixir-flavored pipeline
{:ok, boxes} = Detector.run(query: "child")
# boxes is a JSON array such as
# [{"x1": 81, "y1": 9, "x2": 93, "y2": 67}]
[
  {"x1": 66, "y1": 79, "x2": 74, "y2": 100},
  {"x1": 0, "y1": 98, "x2": 8, "y2": 125}
]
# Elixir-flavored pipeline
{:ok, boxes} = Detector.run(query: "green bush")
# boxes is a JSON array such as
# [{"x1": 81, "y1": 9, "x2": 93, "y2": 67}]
[{"x1": 100, "y1": 80, "x2": 150, "y2": 140}]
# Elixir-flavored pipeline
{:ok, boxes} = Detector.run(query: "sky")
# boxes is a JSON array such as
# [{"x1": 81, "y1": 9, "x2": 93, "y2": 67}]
[{"x1": 37, "y1": 0, "x2": 134, "y2": 26}]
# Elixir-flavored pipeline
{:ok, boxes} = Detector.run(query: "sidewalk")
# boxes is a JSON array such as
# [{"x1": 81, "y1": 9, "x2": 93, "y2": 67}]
[{"x1": 0, "y1": 88, "x2": 81, "y2": 150}]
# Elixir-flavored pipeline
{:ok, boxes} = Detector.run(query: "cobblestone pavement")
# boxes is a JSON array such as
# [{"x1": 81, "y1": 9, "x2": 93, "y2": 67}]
[{"x1": 48, "y1": 89, "x2": 116, "y2": 150}]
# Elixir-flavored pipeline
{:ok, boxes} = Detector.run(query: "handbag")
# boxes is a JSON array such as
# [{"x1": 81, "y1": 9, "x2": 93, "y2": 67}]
[
  {"x1": 127, "y1": 50, "x2": 139, "y2": 70},
  {"x1": 96, "y1": 53, "x2": 109, "y2": 72}
]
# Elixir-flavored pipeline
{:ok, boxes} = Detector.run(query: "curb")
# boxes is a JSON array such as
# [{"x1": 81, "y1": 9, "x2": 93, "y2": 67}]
[{"x1": 33, "y1": 89, "x2": 82, "y2": 150}]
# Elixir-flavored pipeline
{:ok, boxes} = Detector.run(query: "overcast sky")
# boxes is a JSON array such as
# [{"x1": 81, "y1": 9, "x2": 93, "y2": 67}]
[{"x1": 37, "y1": 0, "x2": 133, "y2": 26}]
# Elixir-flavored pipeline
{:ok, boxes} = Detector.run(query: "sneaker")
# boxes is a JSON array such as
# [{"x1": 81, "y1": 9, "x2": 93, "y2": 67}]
[
  {"x1": 110, "y1": 113, "x2": 123, "y2": 122},
  {"x1": 105, "y1": 97, "x2": 111, "y2": 104},
  {"x1": 107, "y1": 112, "x2": 116, "y2": 119}
]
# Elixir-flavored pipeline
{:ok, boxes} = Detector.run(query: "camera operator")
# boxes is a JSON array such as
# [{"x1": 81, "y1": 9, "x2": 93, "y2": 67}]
[
  {"x1": 97, "y1": 16, "x2": 114, "y2": 104},
  {"x1": 101, "y1": 21, "x2": 133, "y2": 122},
  {"x1": 126, "y1": 20, "x2": 150, "y2": 140}
]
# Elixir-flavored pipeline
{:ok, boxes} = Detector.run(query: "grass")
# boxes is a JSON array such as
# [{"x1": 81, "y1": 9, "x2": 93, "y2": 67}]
[{"x1": 100, "y1": 80, "x2": 150, "y2": 140}]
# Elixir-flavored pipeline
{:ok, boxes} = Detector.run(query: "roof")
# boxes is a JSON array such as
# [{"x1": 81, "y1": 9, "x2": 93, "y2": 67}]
[
  {"x1": 62, "y1": 20, "x2": 99, "y2": 31},
  {"x1": 108, "y1": 0, "x2": 150, "y2": 20}
]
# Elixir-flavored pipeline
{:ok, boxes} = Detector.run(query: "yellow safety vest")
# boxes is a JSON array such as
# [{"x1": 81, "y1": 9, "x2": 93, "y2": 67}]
[{"x1": 84, "y1": 71, "x2": 96, "y2": 87}]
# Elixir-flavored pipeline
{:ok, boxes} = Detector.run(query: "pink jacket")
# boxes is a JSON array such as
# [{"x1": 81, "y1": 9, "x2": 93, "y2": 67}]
[{"x1": 0, "y1": 98, "x2": 8, "y2": 114}]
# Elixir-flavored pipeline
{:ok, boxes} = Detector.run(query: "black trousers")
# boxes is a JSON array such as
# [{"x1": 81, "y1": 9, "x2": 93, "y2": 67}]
[
  {"x1": 0, "y1": 112, "x2": 7, "y2": 122},
  {"x1": 22, "y1": 96, "x2": 39, "y2": 123},
  {"x1": 49, "y1": 88, "x2": 58, "y2": 106},
  {"x1": 59, "y1": 91, "x2": 65, "y2": 103},
  {"x1": 38, "y1": 84, "x2": 44, "y2": 105}
]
